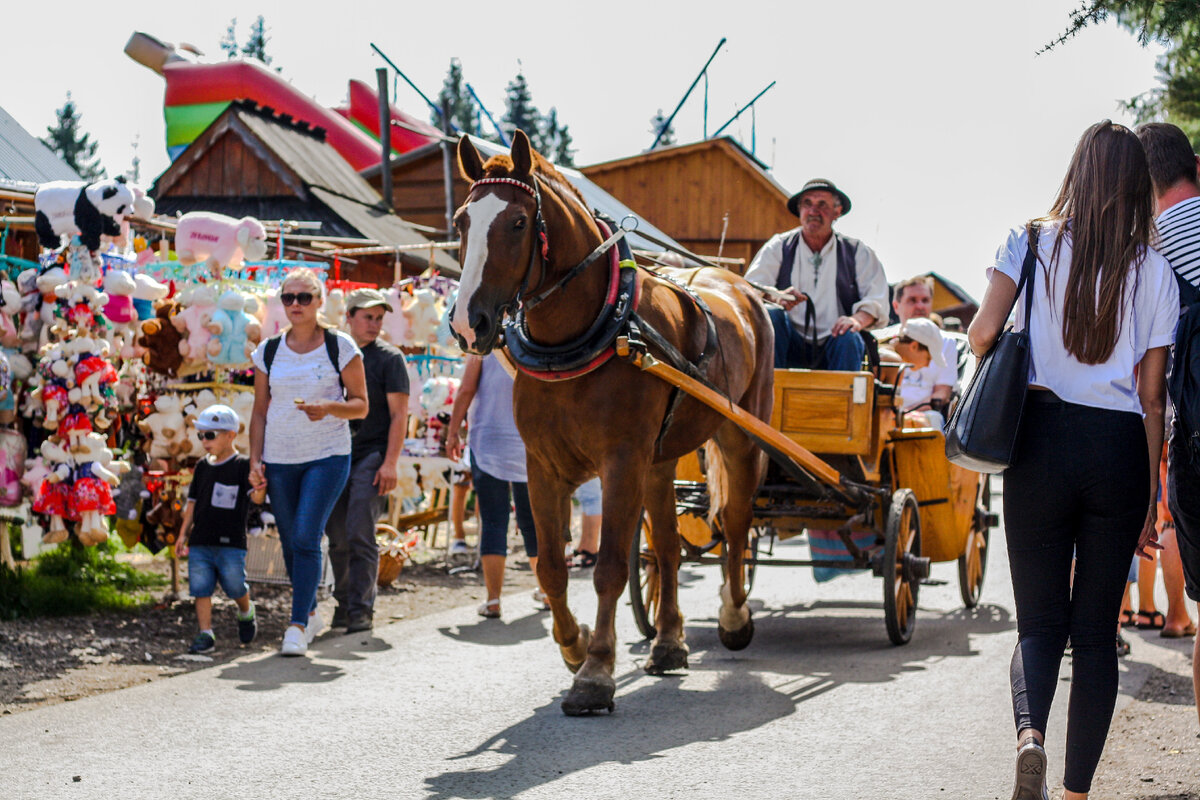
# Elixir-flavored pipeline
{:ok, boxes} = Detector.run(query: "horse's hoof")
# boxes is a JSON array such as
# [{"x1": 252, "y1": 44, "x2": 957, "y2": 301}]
[
  {"x1": 561, "y1": 624, "x2": 591, "y2": 674},
  {"x1": 644, "y1": 641, "x2": 689, "y2": 675},
  {"x1": 718, "y1": 614, "x2": 755, "y2": 651},
  {"x1": 561, "y1": 674, "x2": 616, "y2": 716}
]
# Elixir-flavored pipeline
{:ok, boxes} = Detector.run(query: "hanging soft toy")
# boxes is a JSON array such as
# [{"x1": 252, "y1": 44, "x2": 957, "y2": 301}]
[
  {"x1": 138, "y1": 300, "x2": 185, "y2": 377},
  {"x1": 71, "y1": 433, "x2": 125, "y2": 547},
  {"x1": 70, "y1": 336, "x2": 117, "y2": 409},
  {"x1": 35, "y1": 265, "x2": 69, "y2": 345},
  {"x1": 205, "y1": 289, "x2": 263, "y2": 366},
  {"x1": 54, "y1": 280, "x2": 108, "y2": 334},
  {"x1": 101, "y1": 271, "x2": 140, "y2": 358},
  {"x1": 36, "y1": 341, "x2": 73, "y2": 430},
  {"x1": 259, "y1": 288, "x2": 289, "y2": 338},
  {"x1": 180, "y1": 389, "x2": 220, "y2": 460},
  {"x1": 320, "y1": 289, "x2": 347, "y2": 331},
  {"x1": 33, "y1": 177, "x2": 137, "y2": 252},
  {"x1": 132, "y1": 273, "x2": 168, "y2": 321},
  {"x1": 34, "y1": 439, "x2": 74, "y2": 544},
  {"x1": 59, "y1": 403, "x2": 94, "y2": 453},
  {"x1": 138, "y1": 394, "x2": 186, "y2": 460},
  {"x1": 171, "y1": 284, "x2": 217, "y2": 362},
  {"x1": 380, "y1": 286, "x2": 411, "y2": 346},
  {"x1": 404, "y1": 287, "x2": 442, "y2": 347},
  {"x1": 230, "y1": 390, "x2": 255, "y2": 453},
  {"x1": 174, "y1": 212, "x2": 269, "y2": 275}
]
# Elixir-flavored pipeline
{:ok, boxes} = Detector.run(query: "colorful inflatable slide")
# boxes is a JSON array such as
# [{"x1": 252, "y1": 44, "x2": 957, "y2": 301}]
[{"x1": 125, "y1": 32, "x2": 440, "y2": 170}]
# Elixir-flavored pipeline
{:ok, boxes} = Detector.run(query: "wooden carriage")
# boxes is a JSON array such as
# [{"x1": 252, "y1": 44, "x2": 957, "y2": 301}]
[{"x1": 629, "y1": 360, "x2": 995, "y2": 646}]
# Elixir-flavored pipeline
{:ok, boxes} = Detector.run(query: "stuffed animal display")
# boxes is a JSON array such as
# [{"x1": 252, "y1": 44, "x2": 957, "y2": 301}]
[
  {"x1": 33, "y1": 177, "x2": 140, "y2": 251},
  {"x1": 174, "y1": 211, "x2": 269, "y2": 273}
]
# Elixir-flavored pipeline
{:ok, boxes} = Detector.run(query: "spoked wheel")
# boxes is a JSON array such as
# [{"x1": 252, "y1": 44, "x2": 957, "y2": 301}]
[
  {"x1": 628, "y1": 513, "x2": 659, "y2": 640},
  {"x1": 720, "y1": 526, "x2": 764, "y2": 596},
  {"x1": 958, "y1": 477, "x2": 992, "y2": 608},
  {"x1": 883, "y1": 489, "x2": 922, "y2": 646}
]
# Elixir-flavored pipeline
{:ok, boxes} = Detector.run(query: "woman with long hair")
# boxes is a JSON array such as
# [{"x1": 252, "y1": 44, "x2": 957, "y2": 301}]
[
  {"x1": 969, "y1": 121, "x2": 1180, "y2": 800},
  {"x1": 249, "y1": 268, "x2": 368, "y2": 656}
]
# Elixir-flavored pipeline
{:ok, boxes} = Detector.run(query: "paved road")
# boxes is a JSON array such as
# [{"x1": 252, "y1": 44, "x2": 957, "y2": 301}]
[{"x1": 0, "y1": 484, "x2": 1171, "y2": 799}]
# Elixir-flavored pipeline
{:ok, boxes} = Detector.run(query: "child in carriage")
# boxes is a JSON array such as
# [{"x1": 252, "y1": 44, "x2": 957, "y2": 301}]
[{"x1": 892, "y1": 317, "x2": 950, "y2": 429}]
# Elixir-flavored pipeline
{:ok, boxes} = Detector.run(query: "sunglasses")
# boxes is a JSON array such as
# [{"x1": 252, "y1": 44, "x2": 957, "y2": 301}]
[
  {"x1": 898, "y1": 336, "x2": 915, "y2": 344},
  {"x1": 196, "y1": 431, "x2": 221, "y2": 441},
  {"x1": 281, "y1": 292, "x2": 315, "y2": 307}
]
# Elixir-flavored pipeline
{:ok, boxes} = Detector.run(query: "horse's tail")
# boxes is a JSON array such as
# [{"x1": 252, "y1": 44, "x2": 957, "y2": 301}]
[{"x1": 704, "y1": 438, "x2": 728, "y2": 528}]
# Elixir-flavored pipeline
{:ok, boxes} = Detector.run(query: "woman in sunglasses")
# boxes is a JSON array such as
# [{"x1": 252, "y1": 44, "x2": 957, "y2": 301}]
[{"x1": 249, "y1": 268, "x2": 368, "y2": 657}]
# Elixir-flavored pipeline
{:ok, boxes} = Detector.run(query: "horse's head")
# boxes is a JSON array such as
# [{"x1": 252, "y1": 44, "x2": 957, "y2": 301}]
[{"x1": 450, "y1": 130, "x2": 544, "y2": 355}]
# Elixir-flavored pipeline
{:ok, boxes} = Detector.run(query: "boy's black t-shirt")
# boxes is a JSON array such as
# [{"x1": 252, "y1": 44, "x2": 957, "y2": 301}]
[{"x1": 187, "y1": 454, "x2": 252, "y2": 549}]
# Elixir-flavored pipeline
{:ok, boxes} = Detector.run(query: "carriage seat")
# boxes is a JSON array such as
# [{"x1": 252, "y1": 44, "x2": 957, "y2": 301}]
[{"x1": 771, "y1": 369, "x2": 877, "y2": 457}]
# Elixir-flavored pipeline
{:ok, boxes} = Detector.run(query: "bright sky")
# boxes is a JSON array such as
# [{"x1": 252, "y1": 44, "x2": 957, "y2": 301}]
[{"x1": 4, "y1": 1, "x2": 1165, "y2": 300}]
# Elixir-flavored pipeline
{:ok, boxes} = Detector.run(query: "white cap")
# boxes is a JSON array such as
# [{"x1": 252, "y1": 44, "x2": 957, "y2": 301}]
[
  {"x1": 898, "y1": 318, "x2": 946, "y2": 367},
  {"x1": 194, "y1": 404, "x2": 240, "y2": 432}
]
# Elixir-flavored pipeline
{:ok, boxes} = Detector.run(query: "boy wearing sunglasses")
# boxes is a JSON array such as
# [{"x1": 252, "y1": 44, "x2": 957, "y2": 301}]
[{"x1": 176, "y1": 404, "x2": 257, "y2": 654}]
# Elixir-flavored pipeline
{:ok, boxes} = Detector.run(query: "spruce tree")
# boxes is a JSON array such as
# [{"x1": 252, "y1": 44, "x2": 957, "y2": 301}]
[
  {"x1": 219, "y1": 18, "x2": 239, "y2": 59},
  {"x1": 434, "y1": 58, "x2": 477, "y2": 136},
  {"x1": 502, "y1": 68, "x2": 542, "y2": 145},
  {"x1": 241, "y1": 16, "x2": 273, "y2": 66},
  {"x1": 649, "y1": 108, "x2": 676, "y2": 147},
  {"x1": 541, "y1": 107, "x2": 575, "y2": 166},
  {"x1": 42, "y1": 93, "x2": 104, "y2": 180}
]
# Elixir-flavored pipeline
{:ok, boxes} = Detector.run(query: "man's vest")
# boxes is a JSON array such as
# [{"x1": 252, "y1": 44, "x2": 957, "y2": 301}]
[{"x1": 775, "y1": 232, "x2": 861, "y2": 316}]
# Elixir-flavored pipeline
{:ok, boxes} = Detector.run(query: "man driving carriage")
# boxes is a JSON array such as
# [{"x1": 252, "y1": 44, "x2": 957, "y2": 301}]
[{"x1": 744, "y1": 178, "x2": 890, "y2": 370}]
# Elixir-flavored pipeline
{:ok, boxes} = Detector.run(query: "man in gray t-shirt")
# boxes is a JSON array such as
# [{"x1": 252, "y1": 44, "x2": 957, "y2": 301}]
[{"x1": 325, "y1": 289, "x2": 410, "y2": 632}]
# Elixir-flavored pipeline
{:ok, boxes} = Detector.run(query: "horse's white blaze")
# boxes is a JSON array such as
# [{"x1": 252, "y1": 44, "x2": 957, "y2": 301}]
[{"x1": 451, "y1": 193, "x2": 509, "y2": 346}]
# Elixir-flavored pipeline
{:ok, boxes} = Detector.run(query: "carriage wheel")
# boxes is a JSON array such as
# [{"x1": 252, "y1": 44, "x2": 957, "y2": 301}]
[
  {"x1": 883, "y1": 489, "x2": 921, "y2": 646},
  {"x1": 628, "y1": 514, "x2": 660, "y2": 640},
  {"x1": 958, "y1": 477, "x2": 992, "y2": 609},
  {"x1": 720, "y1": 527, "x2": 764, "y2": 596}
]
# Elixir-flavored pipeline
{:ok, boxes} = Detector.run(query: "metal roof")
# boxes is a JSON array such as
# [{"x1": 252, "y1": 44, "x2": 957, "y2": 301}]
[{"x1": 0, "y1": 106, "x2": 81, "y2": 183}]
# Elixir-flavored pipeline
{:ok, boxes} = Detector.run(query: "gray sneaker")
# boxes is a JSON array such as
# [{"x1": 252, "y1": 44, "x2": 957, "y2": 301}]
[
  {"x1": 346, "y1": 612, "x2": 373, "y2": 633},
  {"x1": 1011, "y1": 737, "x2": 1049, "y2": 800}
]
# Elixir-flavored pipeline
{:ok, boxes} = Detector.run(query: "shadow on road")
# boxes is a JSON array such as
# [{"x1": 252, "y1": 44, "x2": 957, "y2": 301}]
[
  {"x1": 215, "y1": 651, "x2": 345, "y2": 692},
  {"x1": 424, "y1": 669, "x2": 801, "y2": 800},
  {"x1": 437, "y1": 610, "x2": 551, "y2": 647},
  {"x1": 308, "y1": 632, "x2": 394, "y2": 663}
]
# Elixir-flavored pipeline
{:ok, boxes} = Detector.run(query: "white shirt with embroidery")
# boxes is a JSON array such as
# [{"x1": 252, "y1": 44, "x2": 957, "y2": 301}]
[{"x1": 251, "y1": 330, "x2": 361, "y2": 464}]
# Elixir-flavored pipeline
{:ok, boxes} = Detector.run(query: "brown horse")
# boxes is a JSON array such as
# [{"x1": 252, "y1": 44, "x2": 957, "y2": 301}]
[{"x1": 450, "y1": 130, "x2": 774, "y2": 715}]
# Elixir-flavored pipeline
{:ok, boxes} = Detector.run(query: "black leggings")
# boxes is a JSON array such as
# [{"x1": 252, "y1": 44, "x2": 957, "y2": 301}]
[{"x1": 1004, "y1": 395, "x2": 1148, "y2": 794}]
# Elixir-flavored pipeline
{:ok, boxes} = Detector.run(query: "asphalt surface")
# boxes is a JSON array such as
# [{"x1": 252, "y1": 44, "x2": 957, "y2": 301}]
[{"x1": 0, "y1": 480, "x2": 1175, "y2": 799}]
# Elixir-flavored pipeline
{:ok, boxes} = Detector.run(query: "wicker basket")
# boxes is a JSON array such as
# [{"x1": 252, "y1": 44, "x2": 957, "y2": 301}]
[{"x1": 376, "y1": 524, "x2": 415, "y2": 587}]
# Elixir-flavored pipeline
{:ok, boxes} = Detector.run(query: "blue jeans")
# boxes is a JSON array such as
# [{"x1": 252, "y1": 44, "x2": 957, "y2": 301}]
[
  {"x1": 470, "y1": 454, "x2": 537, "y2": 557},
  {"x1": 188, "y1": 546, "x2": 248, "y2": 599},
  {"x1": 574, "y1": 477, "x2": 602, "y2": 516},
  {"x1": 767, "y1": 306, "x2": 864, "y2": 370},
  {"x1": 267, "y1": 454, "x2": 351, "y2": 626}
]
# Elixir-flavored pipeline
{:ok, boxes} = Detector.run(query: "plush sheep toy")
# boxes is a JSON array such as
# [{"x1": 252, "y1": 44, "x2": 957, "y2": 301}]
[
  {"x1": 174, "y1": 212, "x2": 269, "y2": 273},
  {"x1": 206, "y1": 289, "x2": 262, "y2": 366},
  {"x1": 33, "y1": 177, "x2": 137, "y2": 252}
]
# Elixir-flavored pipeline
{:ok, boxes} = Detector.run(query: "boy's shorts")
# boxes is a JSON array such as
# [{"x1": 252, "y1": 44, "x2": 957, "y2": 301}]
[
  {"x1": 574, "y1": 477, "x2": 602, "y2": 516},
  {"x1": 188, "y1": 546, "x2": 248, "y2": 599}
]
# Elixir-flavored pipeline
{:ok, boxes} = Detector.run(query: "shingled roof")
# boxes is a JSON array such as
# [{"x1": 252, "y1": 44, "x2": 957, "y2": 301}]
[{"x1": 0, "y1": 106, "x2": 81, "y2": 184}]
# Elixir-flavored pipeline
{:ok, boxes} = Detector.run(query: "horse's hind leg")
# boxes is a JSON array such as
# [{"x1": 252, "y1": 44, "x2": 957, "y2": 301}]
[
  {"x1": 526, "y1": 461, "x2": 588, "y2": 672},
  {"x1": 642, "y1": 459, "x2": 689, "y2": 674},
  {"x1": 562, "y1": 460, "x2": 647, "y2": 715},
  {"x1": 711, "y1": 423, "x2": 762, "y2": 651}
]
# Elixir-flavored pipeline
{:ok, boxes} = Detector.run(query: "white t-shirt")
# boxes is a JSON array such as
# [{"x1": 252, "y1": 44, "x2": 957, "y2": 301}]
[
  {"x1": 898, "y1": 364, "x2": 940, "y2": 412},
  {"x1": 988, "y1": 223, "x2": 1179, "y2": 415},
  {"x1": 251, "y1": 330, "x2": 362, "y2": 464},
  {"x1": 877, "y1": 323, "x2": 960, "y2": 387}
]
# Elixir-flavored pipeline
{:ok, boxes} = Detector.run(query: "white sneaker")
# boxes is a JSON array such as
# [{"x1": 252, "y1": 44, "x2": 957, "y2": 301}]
[
  {"x1": 280, "y1": 626, "x2": 307, "y2": 657},
  {"x1": 305, "y1": 611, "x2": 325, "y2": 643},
  {"x1": 449, "y1": 539, "x2": 471, "y2": 555}
]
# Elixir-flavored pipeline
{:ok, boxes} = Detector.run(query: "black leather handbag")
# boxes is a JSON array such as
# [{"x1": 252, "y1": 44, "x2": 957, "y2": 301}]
[{"x1": 945, "y1": 224, "x2": 1040, "y2": 473}]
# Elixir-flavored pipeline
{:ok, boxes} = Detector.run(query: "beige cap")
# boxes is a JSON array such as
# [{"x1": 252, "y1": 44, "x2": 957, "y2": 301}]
[
  {"x1": 898, "y1": 318, "x2": 947, "y2": 367},
  {"x1": 345, "y1": 287, "x2": 393, "y2": 313}
]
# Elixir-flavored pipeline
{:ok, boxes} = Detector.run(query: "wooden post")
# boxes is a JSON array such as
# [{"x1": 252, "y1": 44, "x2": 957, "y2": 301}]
[
  {"x1": 440, "y1": 99, "x2": 456, "y2": 248},
  {"x1": 377, "y1": 67, "x2": 393, "y2": 211}
]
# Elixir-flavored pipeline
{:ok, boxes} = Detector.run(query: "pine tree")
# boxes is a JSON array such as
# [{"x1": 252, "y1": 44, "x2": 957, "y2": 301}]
[
  {"x1": 42, "y1": 93, "x2": 104, "y2": 180},
  {"x1": 241, "y1": 16, "x2": 273, "y2": 66},
  {"x1": 541, "y1": 107, "x2": 575, "y2": 166},
  {"x1": 502, "y1": 67, "x2": 542, "y2": 145},
  {"x1": 434, "y1": 58, "x2": 477, "y2": 136},
  {"x1": 219, "y1": 18, "x2": 239, "y2": 59},
  {"x1": 649, "y1": 108, "x2": 676, "y2": 147}
]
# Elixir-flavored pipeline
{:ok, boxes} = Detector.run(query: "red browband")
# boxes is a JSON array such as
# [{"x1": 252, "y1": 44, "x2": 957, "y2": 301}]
[{"x1": 470, "y1": 177, "x2": 535, "y2": 196}]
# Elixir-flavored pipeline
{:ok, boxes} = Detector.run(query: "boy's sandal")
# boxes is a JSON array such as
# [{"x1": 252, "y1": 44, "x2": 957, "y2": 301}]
[
  {"x1": 570, "y1": 549, "x2": 598, "y2": 569},
  {"x1": 477, "y1": 599, "x2": 500, "y2": 619},
  {"x1": 1136, "y1": 609, "x2": 1166, "y2": 630},
  {"x1": 1161, "y1": 621, "x2": 1197, "y2": 638},
  {"x1": 1119, "y1": 609, "x2": 1137, "y2": 627},
  {"x1": 1116, "y1": 633, "x2": 1132, "y2": 657}
]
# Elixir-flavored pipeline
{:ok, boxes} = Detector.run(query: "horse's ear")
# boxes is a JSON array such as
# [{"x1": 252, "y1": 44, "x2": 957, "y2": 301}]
[
  {"x1": 511, "y1": 129, "x2": 533, "y2": 177},
  {"x1": 458, "y1": 137, "x2": 485, "y2": 182}
]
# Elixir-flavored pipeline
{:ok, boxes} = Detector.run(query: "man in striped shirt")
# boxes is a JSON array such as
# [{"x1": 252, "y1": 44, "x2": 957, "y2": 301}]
[{"x1": 1137, "y1": 122, "x2": 1200, "y2": 729}]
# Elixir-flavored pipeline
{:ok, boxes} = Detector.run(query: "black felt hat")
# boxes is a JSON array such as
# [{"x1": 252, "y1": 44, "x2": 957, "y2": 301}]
[{"x1": 786, "y1": 178, "x2": 851, "y2": 217}]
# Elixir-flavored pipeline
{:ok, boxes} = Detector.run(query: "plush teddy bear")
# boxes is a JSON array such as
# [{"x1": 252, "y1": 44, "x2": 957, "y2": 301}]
[
  {"x1": 101, "y1": 271, "x2": 140, "y2": 359},
  {"x1": 320, "y1": 288, "x2": 347, "y2": 332},
  {"x1": 139, "y1": 394, "x2": 186, "y2": 459},
  {"x1": 138, "y1": 301, "x2": 185, "y2": 377},
  {"x1": 34, "y1": 439, "x2": 74, "y2": 544},
  {"x1": 205, "y1": 289, "x2": 262, "y2": 366},
  {"x1": 174, "y1": 212, "x2": 269, "y2": 273},
  {"x1": 230, "y1": 390, "x2": 255, "y2": 454},
  {"x1": 405, "y1": 287, "x2": 442, "y2": 346},
  {"x1": 171, "y1": 284, "x2": 217, "y2": 362},
  {"x1": 33, "y1": 177, "x2": 137, "y2": 252},
  {"x1": 180, "y1": 389, "x2": 220, "y2": 460}
]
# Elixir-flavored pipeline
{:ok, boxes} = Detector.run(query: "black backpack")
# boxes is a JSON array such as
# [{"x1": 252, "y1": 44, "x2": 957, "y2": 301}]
[
  {"x1": 262, "y1": 329, "x2": 345, "y2": 395},
  {"x1": 1168, "y1": 275, "x2": 1200, "y2": 458}
]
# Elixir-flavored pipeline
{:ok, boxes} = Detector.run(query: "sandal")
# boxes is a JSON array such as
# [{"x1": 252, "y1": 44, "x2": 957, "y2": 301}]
[
  {"x1": 1116, "y1": 633, "x2": 1132, "y2": 657},
  {"x1": 1136, "y1": 609, "x2": 1166, "y2": 630},
  {"x1": 532, "y1": 589, "x2": 551, "y2": 611},
  {"x1": 570, "y1": 549, "x2": 598, "y2": 570},
  {"x1": 1119, "y1": 609, "x2": 1137, "y2": 627},
  {"x1": 477, "y1": 599, "x2": 500, "y2": 619},
  {"x1": 1161, "y1": 621, "x2": 1197, "y2": 638}
]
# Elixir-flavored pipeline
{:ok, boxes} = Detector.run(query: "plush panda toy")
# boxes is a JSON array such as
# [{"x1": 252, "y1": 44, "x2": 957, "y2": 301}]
[{"x1": 33, "y1": 177, "x2": 137, "y2": 251}]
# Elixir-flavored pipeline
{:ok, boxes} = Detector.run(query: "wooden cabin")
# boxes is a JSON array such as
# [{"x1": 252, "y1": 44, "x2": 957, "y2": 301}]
[
  {"x1": 580, "y1": 137, "x2": 796, "y2": 272},
  {"x1": 152, "y1": 101, "x2": 457, "y2": 285}
]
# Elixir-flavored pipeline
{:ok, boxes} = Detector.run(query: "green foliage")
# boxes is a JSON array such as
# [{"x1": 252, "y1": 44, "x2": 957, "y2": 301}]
[
  {"x1": 649, "y1": 108, "x2": 676, "y2": 147},
  {"x1": 219, "y1": 18, "x2": 239, "y2": 59},
  {"x1": 41, "y1": 93, "x2": 104, "y2": 181},
  {"x1": 502, "y1": 68, "x2": 541, "y2": 144},
  {"x1": 541, "y1": 107, "x2": 575, "y2": 167},
  {"x1": 434, "y1": 58, "x2": 477, "y2": 137},
  {"x1": 1044, "y1": 1, "x2": 1200, "y2": 51},
  {"x1": 0, "y1": 540, "x2": 165, "y2": 620},
  {"x1": 219, "y1": 16, "x2": 277, "y2": 69}
]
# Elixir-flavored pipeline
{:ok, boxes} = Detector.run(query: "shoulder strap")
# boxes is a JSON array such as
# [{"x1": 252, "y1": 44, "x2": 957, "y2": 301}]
[
  {"x1": 1017, "y1": 223, "x2": 1041, "y2": 333},
  {"x1": 263, "y1": 335, "x2": 282, "y2": 375},
  {"x1": 777, "y1": 232, "x2": 800, "y2": 290},
  {"x1": 1177, "y1": 270, "x2": 1200, "y2": 308},
  {"x1": 324, "y1": 328, "x2": 345, "y2": 394},
  {"x1": 834, "y1": 235, "x2": 860, "y2": 316}
]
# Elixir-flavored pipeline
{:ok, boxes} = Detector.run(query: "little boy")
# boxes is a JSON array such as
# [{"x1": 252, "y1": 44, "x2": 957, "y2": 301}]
[
  {"x1": 893, "y1": 317, "x2": 950, "y2": 430},
  {"x1": 175, "y1": 404, "x2": 257, "y2": 654}
]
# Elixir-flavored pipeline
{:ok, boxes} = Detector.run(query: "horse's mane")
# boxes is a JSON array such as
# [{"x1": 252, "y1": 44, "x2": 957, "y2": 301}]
[{"x1": 482, "y1": 151, "x2": 589, "y2": 216}]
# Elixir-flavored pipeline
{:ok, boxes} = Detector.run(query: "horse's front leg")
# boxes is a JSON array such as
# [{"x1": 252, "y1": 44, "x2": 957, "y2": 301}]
[
  {"x1": 642, "y1": 459, "x2": 689, "y2": 674},
  {"x1": 560, "y1": 459, "x2": 646, "y2": 715},
  {"x1": 712, "y1": 425, "x2": 760, "y2": 651},
  {"x1": 526, "y1": 461, "x2": 586, "y2": 671}
]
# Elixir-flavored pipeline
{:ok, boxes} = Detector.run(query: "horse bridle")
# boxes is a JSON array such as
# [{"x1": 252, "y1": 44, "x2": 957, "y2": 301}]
[{"x1": 465, "y1": 175, "x2": 624, "y2": 315}]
